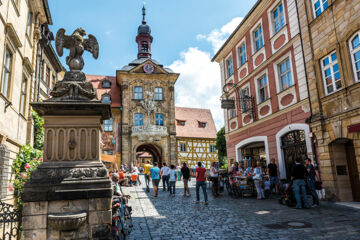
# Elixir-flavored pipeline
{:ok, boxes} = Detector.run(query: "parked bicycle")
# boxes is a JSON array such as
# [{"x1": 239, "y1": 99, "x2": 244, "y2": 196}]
[{"x1": 112, "y1": 195, "x2": 133, "y2": 240}]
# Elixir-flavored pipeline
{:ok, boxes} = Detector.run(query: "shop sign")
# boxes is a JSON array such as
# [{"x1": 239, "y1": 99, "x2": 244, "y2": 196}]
[{"x1": 348, "y1": 123, "x2": 360, "y2": 133}]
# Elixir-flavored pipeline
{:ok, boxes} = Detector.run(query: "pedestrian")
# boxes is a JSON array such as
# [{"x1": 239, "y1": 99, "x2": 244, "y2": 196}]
[
  {"x1": 177, "y1": 165, "x2": 181, "y2": 181},
  {"x1": 149, "y1": 162, "x2": 161, "y2": 197},
  {"x1": 160, "y1": 163, "x2": 170, "y2": 191},
  {"x1": 118, "y1": 169, "x2": 129, "y2": 186},
  {"x1": 305, "y1": 158, "x2": 320, "y2": 207},
  {"x1": 192, "y1": 165, "x2": 196, "y2": 175},
  {"x1": 291, "y1": 158, "x2": 310, "y2": 209},
  {"x1": 264, "y1": 176, "x2": 271, "y2": 198},
  {"x1": 195, "y1": 161, "x2": 208, "y2": 205},
  {"x1": 169, "y1": 165, "x2": 177, "y2": 196},
  {"x1": 253, "y1": 161, "x2": 265, "y2": 199},
  {"x1": 181, "y1": 162, "x2": 191, "y2": 196},
  {"x1": 210, "y1": 162, "x2": 220, "y2": 197},
  {"x1": 132, "y1": 165, "x2": 141, "y2": 186},
  {"x1": 144, "y1": 160, "x2": 152, "y2": 192},
  {"x1": 267, "y1": 158, "x2": 279, "y2": 194}
]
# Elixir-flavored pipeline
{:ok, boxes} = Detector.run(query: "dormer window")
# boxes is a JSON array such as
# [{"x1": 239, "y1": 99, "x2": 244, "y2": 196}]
[
  {"x1": 177, "y1": 120, "x2": 186, "y2": 126},
  {"x1": 102, "y1": 78, "x2": 111, "y2": 88},
  {"x1": 199, "y1": 122, "x2": 207, "y2": 128},
  {"x1": 101, "y1": 93, "x2": 111, "y2": 103}
]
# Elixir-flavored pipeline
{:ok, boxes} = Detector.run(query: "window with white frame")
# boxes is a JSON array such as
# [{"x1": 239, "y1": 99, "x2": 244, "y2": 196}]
[
  {"x1": 26, "y1": 11, "x2": 32, "y2": 36},
  {"x1": 210, "y1": 145, "x2": 216, "y2": 153},
  {"x1": 312, "y1": 0, "x2": 329, "y2": 17},
  {"x1": 278, "y1": 58, "x2": 293, "y2": 91},
  {"x1": 155, "y1": 113, "x2": 164, "y2": 126},
  {"x1": 154, "y1": 87, "x2": 163, "y2": 100},
  {"x1": 253, "y1": 25, "x2": 264, "y2": 52},
  {"x1": 272, "y1": 3, "x2": 285, "y2": 34},
  {"x1": 134, "y1": 113, "x2": 143, "y2": 126},
  {"x1": 101, "y1": 94, "x2": 111, "y2": 103},
  {"x1": 104, "y1": 118, "x2": 113, "y2": 132},
  {"x1": 239, "y1": 86, "x2": 251, "y2": 112},
  {"x1": 257, "y1": 75, "x2": 269, "y2": 103},
  {"x1": 180, "y1": 143, "x2": 187, "y2": 152},
  {"x1": 19, "y1": 76, "x2": 27, "y2": 115},
  {"x1": 134, "y1": 86, "x2": 143, "y2": 100},
  {"x1": 226, "y1": 57, "x2": 234, "y2": 78},
  {"x1": 321, "y1": 51, "x2": 341, "y2": 95},
  {"x1": 350, "y1": 32, "x2": 360, "y2": 82},
  {"x1": 229, "y1": 108, "x2": 237, "y2": 119},
  {"x1": 238, "y1": 42, "x2": 247, "y2": 66},
  {"x1": 1, "y1": 48, "x2": 12, "y2": 98}
]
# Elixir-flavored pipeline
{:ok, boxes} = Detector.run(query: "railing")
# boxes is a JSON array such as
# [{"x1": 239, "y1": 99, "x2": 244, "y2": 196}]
[{"x1": 0, "y1": 201, "x2": 21, "y2": 240}]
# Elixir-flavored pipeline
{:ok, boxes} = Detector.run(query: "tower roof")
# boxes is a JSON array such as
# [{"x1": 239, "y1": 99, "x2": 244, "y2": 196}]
[{"x1": 137, "y1": 5, "x2": 151, "y2": 35}]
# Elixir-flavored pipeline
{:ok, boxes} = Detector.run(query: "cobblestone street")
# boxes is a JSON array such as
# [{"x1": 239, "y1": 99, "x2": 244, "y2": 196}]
[{"x1": 122, "y1": 175, "x2": 360, "y2": 240}]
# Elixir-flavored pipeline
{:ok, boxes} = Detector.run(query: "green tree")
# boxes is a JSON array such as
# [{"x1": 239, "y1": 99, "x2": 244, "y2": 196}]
[
  {"x1": 32, "y1": 110, "x2": 44, "y2": 150},
  {"x1": 216, "y1": 127, "x2": 227, "y2": 168}
]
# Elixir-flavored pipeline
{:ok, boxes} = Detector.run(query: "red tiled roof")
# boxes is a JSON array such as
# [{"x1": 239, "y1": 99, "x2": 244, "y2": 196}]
[
  {"x1": 87, "y1": 75, "x2": 121, "y2": 107},
  {"x1": 175, "y1": 107, "x2": 217, "y2": 139},
  {"x1": 138, "y1": 152, "x2": 152, "y2": 158}
]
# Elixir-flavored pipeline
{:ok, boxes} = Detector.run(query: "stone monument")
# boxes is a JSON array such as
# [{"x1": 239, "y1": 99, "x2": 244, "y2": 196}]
[{"x1": 22, "y1": 28, "x2": 113, "y2": 240}]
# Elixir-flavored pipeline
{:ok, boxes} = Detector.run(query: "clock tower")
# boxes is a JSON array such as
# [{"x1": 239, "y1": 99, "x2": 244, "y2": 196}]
[
  {"x1": 116, "y1": 6, "x2": 179, "y2": 168},
  {"x1": 136, "y1": 6, "x2": 153, "y2": 59}
]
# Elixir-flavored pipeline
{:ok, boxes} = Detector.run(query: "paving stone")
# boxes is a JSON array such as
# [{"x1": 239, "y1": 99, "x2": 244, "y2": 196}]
[{"x1": 122, "y1": 175, "x2": 360, "y2": 240}]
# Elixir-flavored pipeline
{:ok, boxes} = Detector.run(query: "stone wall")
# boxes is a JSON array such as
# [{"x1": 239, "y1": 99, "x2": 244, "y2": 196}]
[{"x1": 297, "y1": 0, "x2": 360, "y2": 201}]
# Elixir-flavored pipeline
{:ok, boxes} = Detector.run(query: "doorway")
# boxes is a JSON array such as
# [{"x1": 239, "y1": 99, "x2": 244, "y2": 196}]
[
  {"x1": 135, "y1": 144, "x2": 162, "y2": 167},
  {"x1": 281, "y1": 130, "x2": 308, "y2": 179},
  {"x1": 329, "y1": 139, "x2": 360, "y2": 202}
]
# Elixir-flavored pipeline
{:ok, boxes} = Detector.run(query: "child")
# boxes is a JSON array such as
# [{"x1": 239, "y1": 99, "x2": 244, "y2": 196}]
[
  {"x1": 169, "y1": 165, "x2": 177, "y2": 196},
  {"x1": 264, "y1": 176, "x2": 271, "y2": 198}
]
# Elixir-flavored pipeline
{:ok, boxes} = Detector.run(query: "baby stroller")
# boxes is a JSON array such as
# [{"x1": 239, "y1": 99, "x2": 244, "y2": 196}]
[{"x1": 278, "y1": 181, "x2": 296, "y2": 207}]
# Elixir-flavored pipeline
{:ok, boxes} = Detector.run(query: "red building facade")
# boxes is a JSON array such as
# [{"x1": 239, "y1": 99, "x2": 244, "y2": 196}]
[{"x1": 213, "y1": 0, "x2": 313, "y2": 179}]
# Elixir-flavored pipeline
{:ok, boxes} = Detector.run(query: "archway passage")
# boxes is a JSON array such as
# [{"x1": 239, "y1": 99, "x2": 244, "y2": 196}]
[
  {"x1": 136, "y1": 144, "x2": 162, "y2": 167},
  {"x1": 329, "y1": 139, "x2": 360, "y2": 201},
  {"x1": 281, "y1": 130, "x2": 307, "y2": 179}
]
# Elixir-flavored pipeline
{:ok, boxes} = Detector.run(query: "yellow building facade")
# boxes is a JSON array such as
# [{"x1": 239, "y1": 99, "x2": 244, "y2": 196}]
[{"x1": 175, "y1": 107, "x2": 218, "y2": 169}]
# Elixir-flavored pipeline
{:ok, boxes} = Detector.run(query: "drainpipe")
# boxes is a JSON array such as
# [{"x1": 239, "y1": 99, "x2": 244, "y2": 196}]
[
  {"x1": 36, "y1": 42, "x2": 44, "y2": 102},
  {"x1": 294, "y1": 0, "x2": 320, "y2": 171}
]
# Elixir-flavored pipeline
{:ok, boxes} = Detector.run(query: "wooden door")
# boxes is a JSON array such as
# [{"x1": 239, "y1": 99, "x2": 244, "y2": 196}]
[{"x1": 345, "y1": 141, "x2": 360, "y2": 201}]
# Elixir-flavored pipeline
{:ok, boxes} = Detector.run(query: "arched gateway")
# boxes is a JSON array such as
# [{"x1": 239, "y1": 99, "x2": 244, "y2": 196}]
[{"x1": 135, "y1": 143, "x2": 163, "y2": 166}]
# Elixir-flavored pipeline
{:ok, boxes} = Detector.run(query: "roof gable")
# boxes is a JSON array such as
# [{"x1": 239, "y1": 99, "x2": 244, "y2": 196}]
[
  {"x1": 175, "y1": 107, "x2": 217, "y2": 139},
  {"x1": 129, "y1": 59, "x2": 168, "y2": 74}
]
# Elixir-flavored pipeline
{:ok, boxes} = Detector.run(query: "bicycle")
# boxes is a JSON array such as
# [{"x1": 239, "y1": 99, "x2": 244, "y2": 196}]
[{"x1": 112, "y1": 195, "x2": 133, "y2": 240}]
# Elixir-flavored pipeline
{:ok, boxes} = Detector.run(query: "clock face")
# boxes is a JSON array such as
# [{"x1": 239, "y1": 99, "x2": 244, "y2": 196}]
[{"x1": 143, "y1": 63, "x2": 154, "y2": 74}]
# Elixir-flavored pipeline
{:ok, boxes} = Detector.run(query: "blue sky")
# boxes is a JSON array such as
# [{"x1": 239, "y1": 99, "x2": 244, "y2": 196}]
[{"x1": 49, "y1": 0, "x2": 258, "y2": 129}]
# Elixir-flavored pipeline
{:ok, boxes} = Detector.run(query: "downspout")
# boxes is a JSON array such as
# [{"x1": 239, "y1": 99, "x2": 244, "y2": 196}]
[
  {"x1": 36, "y1": 42, "x2": 44, "y2": 102},
  {"x1": 294, "y1": 0, "x2": 320, "y2": 170}
]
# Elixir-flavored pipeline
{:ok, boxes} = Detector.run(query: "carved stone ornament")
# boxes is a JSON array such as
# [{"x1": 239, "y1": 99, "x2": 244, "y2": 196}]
[
  {"x1": 30, "y1": 167, "x2": 108, "y2": 181},
  {"x1": 48, "y1": 28, "x2": 100, "y2": 101},
  {"x1": 48, "y1": 212, "x2": 87, "y2": 231}
]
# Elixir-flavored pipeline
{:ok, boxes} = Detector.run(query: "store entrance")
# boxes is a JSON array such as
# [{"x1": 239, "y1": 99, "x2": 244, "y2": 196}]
[
  {"x1": 281, "y1": 130, "x2": 307, "y2": 179},
  {"x1": 241, "y1": 142, "x2": 267, "y2": 168}
]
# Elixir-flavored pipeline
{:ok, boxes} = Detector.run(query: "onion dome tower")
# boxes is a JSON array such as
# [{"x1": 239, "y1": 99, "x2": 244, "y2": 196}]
[{"x1": 136, "y1": 5, "x2": 153, "y2": 59}]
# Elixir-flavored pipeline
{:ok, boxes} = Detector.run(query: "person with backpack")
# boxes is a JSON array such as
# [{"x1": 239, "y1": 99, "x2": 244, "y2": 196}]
[
  {"x1": 195, "y1": 161, "x2": 208, "y2": 205},
  {"x1": 181, "y1": 162, "x2": 191, "y2": 196},
  {"x1": 305, "y1": 158, "x2": 320, "y2": 207},
  {"x1": 169, "y1": 165, "x2": 177, "y2": 196},
  {"x1": 143, "y1": 161, "x2": 152, "y2": 192}
]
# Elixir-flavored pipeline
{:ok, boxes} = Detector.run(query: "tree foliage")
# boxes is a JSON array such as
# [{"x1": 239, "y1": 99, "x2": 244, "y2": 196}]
[
  {"x1": 216, "y1": 127, "x2": 227, "y2": 167},
  {"x1": 32, "y1": 110, "x2": 44, "y2": 150}
]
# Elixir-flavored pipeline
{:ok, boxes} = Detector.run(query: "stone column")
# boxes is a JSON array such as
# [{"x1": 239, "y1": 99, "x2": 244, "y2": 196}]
[{"x1": 22, "y1": 101, "x2": 113, "y2": 240}]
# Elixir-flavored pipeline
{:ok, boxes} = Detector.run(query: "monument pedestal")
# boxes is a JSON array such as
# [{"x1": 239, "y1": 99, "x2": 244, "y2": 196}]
[{"x1": 22, "y1": 102, "x2": 113, "y2": 240}]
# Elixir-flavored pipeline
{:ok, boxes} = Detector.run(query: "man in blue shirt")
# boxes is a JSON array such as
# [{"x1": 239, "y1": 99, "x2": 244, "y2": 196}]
[{"x1": 150, "y1": 162, "x2": 161, "y2": 197}]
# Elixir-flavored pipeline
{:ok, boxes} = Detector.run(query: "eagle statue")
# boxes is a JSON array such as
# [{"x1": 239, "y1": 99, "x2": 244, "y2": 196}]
[{"x1": 55, "y1": 28, "x2": 99, "y2": 72}]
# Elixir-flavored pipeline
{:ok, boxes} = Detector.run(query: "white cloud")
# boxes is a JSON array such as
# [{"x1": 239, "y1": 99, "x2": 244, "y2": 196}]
[
  {"x1": 197, "y1": 17, "x2": 243, "y2": 53},
  {"x1": 168, "y1": 17, "x2": 243, "y2": 131},
  {"x1": 169, "y1": 48, "x2": 222, "y2": 130}
]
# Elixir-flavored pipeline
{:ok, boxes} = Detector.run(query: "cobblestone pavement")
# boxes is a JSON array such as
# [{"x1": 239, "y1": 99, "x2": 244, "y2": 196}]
[{"x1": 122, "y1": 175, "x2": 360, "y2": 240}]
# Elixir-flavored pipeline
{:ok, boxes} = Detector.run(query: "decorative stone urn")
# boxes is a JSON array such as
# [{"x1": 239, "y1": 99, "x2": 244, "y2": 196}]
[{"x1": 21, "y1": 28, "x2": 113, "y2": 240}]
